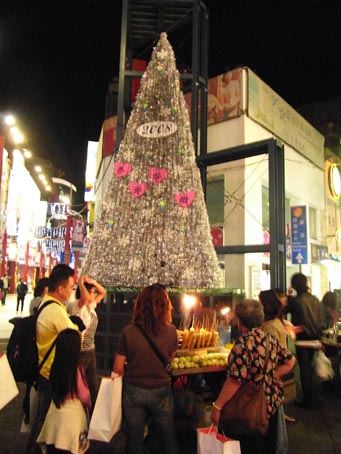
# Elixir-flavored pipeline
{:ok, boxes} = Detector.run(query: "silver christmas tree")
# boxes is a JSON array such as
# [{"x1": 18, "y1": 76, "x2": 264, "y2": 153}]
[{"x1": 84, "y1": 32, "x2": 220, "y2": 288}]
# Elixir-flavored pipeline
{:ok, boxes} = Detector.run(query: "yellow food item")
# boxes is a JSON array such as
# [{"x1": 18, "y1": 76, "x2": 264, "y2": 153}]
[
  {"x1": 181, "y1": 329, "x2": 189, "y2": 349},
  {"x1": 211, "y1": 331, "x2": 219, "y2": 347}
]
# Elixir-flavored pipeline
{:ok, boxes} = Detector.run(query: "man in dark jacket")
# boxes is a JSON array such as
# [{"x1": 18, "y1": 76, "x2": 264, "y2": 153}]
[
  {"x1": 16, "y1": 277, "x2": 28, "y2": 313},
  {"x1": 287, "y1": 272, "x2": 323, "y2": 409}
]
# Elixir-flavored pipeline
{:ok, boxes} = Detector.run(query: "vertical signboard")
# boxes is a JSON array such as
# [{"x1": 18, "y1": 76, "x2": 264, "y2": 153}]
[
  {"x1": 71, "y1": 218, "x2": 85, "y2": 250},
  {"x1": 291, "y1": 205, "x2": 308, "y2": 265}
]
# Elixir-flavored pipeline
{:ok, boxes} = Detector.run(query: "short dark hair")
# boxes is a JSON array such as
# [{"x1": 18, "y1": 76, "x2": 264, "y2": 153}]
[
  {"x1": 235, "y1": 298, "x2": 264, "y2": 329},
  {"x1": 34, "y1": 277, "x2": 50, "y2": 297},
  {"x1": 291, "y1": 272, "x2": 308, "y2": 293},
  {"x1": 48, "y1": 264, "x2": 74, "y2": 292}
]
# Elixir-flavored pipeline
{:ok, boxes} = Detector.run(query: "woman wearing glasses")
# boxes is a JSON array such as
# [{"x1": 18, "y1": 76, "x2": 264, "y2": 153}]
[
  {"x1": 67, "y1": 275, "x2": 106, "y2": 407},
  {"x1": 113, "y1": 283, "x2": 179, "y2": 454}
]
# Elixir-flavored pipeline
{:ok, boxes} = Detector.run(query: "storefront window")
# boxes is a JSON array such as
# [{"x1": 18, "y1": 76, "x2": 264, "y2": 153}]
[
  {"x1": 215, "y1": 252, "x2": 270, "y2": 297},
  {"x1": 309, "y1": 206, "x2": 317, "y2": 240},
  {"x1": 207, "y1": 175, "x2": 224, "y2": 224}
]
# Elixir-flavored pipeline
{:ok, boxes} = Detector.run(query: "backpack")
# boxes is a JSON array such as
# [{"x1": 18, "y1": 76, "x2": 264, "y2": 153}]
[{"x1": 7, "y1": 300, "x2": 56, "y2": 385}]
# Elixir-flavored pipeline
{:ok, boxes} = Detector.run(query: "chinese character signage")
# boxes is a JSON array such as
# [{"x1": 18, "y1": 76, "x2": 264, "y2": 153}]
[{"x1": 290, "y1": 205, "x2": 308, "y2": 264}]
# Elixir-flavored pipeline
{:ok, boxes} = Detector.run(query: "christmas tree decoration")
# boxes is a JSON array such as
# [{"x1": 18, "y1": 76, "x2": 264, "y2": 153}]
[{"x1": 84, "y1": 32, "x2": 220, "y2": 288}]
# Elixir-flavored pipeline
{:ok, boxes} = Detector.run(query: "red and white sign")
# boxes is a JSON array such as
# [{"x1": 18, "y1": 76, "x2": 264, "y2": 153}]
[{"x1": 211, "y1": 227, "x2": 223, "y2": 246}]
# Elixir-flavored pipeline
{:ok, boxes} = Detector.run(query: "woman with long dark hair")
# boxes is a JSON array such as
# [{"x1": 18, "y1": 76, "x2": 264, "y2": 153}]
[
  {"x1": 37, "y1": 329, "x2": 91, "y2": 454},
  {"x1": 113, "y1": 283, "x2": 179, "y2": 454}
]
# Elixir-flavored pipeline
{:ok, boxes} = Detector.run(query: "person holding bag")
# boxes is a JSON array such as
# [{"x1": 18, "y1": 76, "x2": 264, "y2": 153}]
[
  {"x1": 112, "y1": 283, "x2": 179, "y2": 454},
  {"x1": 211, "y1": 299, "x2": 295, "y2": 454}
]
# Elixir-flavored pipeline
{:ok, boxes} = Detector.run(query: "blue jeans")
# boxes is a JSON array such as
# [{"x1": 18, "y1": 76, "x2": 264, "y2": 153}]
[{"x1": 123, "y1": 382, "x2": 179, "y2": 454}]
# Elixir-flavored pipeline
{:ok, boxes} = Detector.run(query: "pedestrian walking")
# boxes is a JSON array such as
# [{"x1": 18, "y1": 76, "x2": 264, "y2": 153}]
[
  {"x1": 2, "y1": 273, "x2": 9, "y2": 305},
  {"x1": 16, "y1": 278, "x2": 28, "y2": 314}
]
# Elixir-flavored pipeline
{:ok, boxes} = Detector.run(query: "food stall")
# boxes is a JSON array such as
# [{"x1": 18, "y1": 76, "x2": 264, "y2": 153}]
[
  {"x1": 171, "y1": 292, "x2": 233, "y2": 376},
  {"x1": 169, "y1": 299, "x2": 233, "y2": 428}
]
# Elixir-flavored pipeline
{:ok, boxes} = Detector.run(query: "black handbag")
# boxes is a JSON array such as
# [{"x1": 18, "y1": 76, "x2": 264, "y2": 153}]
[{"x1": 136, "y1": 325, "x2": 172, "y2": 377}]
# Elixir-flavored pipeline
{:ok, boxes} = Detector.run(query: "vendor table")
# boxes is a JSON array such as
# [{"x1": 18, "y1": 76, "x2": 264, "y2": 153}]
[{"x1": 172, "y1": 365, "x2": 226, "y2": 377}]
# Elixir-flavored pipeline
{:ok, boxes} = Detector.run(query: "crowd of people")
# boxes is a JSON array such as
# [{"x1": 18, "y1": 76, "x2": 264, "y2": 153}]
[
  {"x1": 3, "y1": 266, "x2": 339, "y2": 454},
  {"x1": 210, "y1": 272, "x2": 339, "y2": 454}
]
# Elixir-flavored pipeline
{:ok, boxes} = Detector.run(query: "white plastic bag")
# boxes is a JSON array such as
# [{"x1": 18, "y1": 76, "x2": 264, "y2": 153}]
[
  {"x1": 88, "y1": 376, "x2": 122, "y2": 442},
  {"x1": 314, "y1": 349, "x2": 334, "y2": 381},
  {"x1": 0, "y1": 353, "x2": 19, "y2": 410},
  {"x1": 197, "y1": 426, "x2": 241, "y2": 454}
]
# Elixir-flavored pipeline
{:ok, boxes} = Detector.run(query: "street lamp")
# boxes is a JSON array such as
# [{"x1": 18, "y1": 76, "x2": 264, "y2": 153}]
[
  {"x1": 52, "y1": 177, "x2": 77, "y2": 205},
  {"x1": 4, "y1": 115, "x2": 15, "y2": 126}
]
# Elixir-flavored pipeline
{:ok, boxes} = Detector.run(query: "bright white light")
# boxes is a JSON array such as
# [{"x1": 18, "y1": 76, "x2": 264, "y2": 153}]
[
  {"x1": 38, "y1": 174, "x2": 45, "y2": 181},
  {"x1": 4, "y1": 115, "x2": 16, "y2": 126},
  {"x1": 182, "y1": 294, "x2": 197, "y2": 310},
  {"x1": 221, "y1": 306, "x2": 230, "y2": 316},
  {"x1": 23, "y1": 149, "x2": 32, "y2": 158},
  {"x1": 45, "y1": 185, "x2": 52, "y2": 191},
  {"x1": 8, "y1": 243, "x2": 17, "y2": 261},
  {"x1": 10, "y1": 126, "x2": 24, "y2": 144},
  {"x1": 35, "y1": 166, "x2": 42, "y2": 172}
]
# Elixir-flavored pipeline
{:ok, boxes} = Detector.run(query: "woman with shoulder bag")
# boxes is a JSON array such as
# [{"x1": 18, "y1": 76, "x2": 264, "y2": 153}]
[
  {"x1": 211, "y1": 299, "x2": 295, "y2": 454},
  {"x1": 113, "y1": 283, "x2": 179, "y2": 454}
]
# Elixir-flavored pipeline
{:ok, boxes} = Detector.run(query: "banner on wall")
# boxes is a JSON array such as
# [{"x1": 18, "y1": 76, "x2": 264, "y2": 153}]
[
  {"x1": 248, "y1": 69, "x2": 325, "y2": 166},
  {"x1": 102, "y1": 116, "x2": 117, "y2": 158},
  {"x1": 183, "y1": 68, "x2": 242, "y2": 126},
  {"x1": 207, "y1": 68, "x2": 242, "y2": 125},
  {"x1": 71, "y1": 218, "x2": 85, "y2": 251}
]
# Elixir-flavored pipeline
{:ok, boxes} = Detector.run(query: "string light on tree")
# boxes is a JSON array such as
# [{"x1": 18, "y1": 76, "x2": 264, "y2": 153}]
[{"x1": 84, "y1": 33, "x2": 220, "y2": 288}]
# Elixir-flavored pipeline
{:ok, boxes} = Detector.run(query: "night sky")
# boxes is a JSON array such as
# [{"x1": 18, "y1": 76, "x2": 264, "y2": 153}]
[{"x1": 1, "y1": 0, "x2": 341, "y2": 205}]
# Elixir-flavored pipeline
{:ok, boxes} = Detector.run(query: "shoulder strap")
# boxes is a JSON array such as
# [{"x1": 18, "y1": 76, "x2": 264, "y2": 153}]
[
  {"x1": 136, "y1": 325, "x2": 172, "y2": 376},
  {"x1": 262, "y1": 336, "x2": 270, "y2": 381},
  {"x1": 37, "y1": 299, "x2": 57, "y2": 316},
  {"x1": 36, "y1": 300, "x2": 58, "y2": 371}
]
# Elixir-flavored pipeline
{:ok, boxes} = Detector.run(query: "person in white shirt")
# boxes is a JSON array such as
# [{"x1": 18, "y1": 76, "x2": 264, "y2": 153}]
[
  {"x1": 29, "y1": 278, "x2": 49, "y2": 315},
  {"x1": 67, "y1": 275, "x2": 106, "y2": 406}
]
